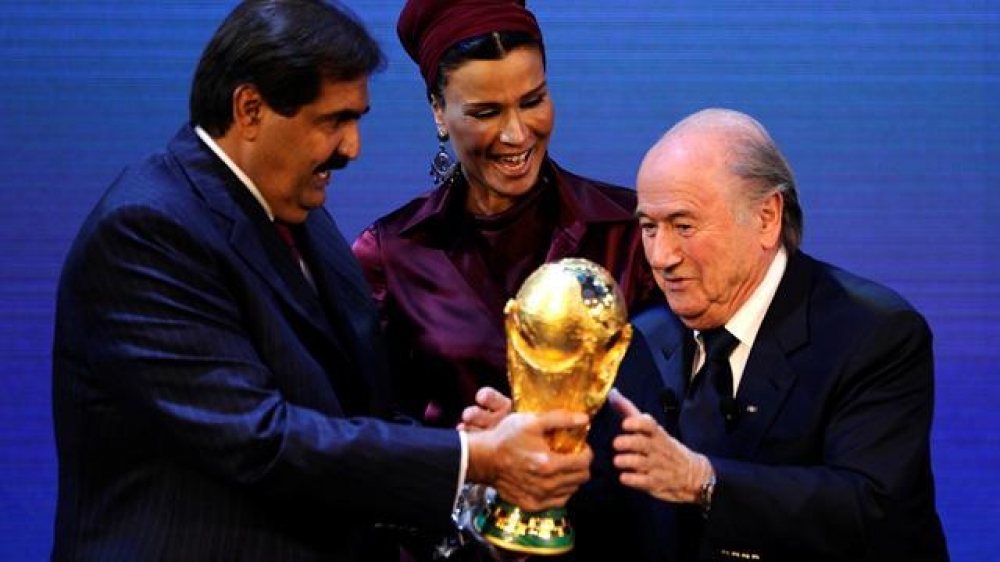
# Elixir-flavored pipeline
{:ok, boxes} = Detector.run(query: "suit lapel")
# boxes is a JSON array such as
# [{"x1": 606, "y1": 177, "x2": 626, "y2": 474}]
[
  {"x1": 301, "y1": 210, "x2": 374, "y2": 345},
  {"x1": 227, "y1": 217, "x2": 343, "y2": 351},
  {"x1": 169, "y1": 126, "x2": 343, "y2": 353},
  {"x1": 658, "y1": 333, "x2": 691, "y2": 436},
  {"x1": 729, "y1": 333, "x2": 797, "y2": 457},
  {"x1": 630, "y1": 307, "x2": 691, "y2": 435},
  {"x1": 730, "y1": 252, "x2": 813, "y2": 458},
  {"x1": 302, "y1": 210, "x2": 393, "y2": 414}
]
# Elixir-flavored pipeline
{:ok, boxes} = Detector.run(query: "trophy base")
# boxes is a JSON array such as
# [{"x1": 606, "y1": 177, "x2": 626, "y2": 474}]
[{"x1": 473, "y1": 496, "x2": 574, "y2": 556}]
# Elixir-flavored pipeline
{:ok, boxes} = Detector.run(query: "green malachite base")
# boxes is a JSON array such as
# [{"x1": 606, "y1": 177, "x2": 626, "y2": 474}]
[{"x1": 474, "y1": 496, "x2": 574, "y2": 555}]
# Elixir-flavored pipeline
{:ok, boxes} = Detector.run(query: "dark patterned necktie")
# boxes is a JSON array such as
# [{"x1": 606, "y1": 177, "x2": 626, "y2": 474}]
[
  {"x1": 275, "y1": 221, "x2": 368, "y2": 413},
  {"x1": 274, "y1": 221, "x2": 315, "y2": 289},
  {"x1": 679, "y1": 328, "x2": 740, "y2": 452},
  {"x1": 274, "y1": 222, "x2": 302, "y2": 261}
]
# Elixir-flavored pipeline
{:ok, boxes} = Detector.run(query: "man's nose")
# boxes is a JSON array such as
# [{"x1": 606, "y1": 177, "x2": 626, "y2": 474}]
[
  {"x1": 338, "y1": 121, "x2": 361, "y2": 160},
  {"x1": 646, "y1": 231, "x2": 682, "y2": 271}
]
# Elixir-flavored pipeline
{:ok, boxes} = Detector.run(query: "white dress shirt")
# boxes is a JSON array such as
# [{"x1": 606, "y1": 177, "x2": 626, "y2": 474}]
[{"x1": 693, "y1": 247, "x2": 788, "y2": 395}]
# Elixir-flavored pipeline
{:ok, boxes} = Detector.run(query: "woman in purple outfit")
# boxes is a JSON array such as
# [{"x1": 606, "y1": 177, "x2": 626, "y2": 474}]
[{"x1": 353, "y1": 0, "x2": 657, "y2": 429}]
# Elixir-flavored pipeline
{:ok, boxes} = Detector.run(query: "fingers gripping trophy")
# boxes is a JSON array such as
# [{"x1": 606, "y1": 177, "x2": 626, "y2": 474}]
[{"x1": 474, "y1": 258, "x2": 633, "y2": 555}]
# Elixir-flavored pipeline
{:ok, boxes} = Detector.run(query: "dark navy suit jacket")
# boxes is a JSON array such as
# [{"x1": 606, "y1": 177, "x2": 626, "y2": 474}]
[
  {"x1": 611, "y1": 251, "x2": 948, "y2": 561},
  {"x1": 52, "y1": 126, "x2": 461, "y2": 560}
]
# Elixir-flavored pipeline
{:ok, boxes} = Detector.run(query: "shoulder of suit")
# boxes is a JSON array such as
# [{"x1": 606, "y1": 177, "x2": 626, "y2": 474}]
[
  {"x1": 809, "y1": 255, "x2": 919, "y2": 316},
  {"x1": 96, "y1": 153, "x2": 204, "y2": 225},
  {"x1": 630, "y1": 305, "x2": 685, "y2": 344}
]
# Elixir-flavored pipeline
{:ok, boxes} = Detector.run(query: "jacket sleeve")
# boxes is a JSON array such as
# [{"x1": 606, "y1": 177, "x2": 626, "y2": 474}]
[
  {"x1": 66, "y1": 204, "x2": 460, "y2": 528},
  {"x1": 705, "y1": 309, "x2": 937, "y2": 557}
]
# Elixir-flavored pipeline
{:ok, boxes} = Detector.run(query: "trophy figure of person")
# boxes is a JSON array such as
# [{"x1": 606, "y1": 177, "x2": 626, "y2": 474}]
[{"x1": 474, "y1": 257, "x2": 632, "y2": 555}]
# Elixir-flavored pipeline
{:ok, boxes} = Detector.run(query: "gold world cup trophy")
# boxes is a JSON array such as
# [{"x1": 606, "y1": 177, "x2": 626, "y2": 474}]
[{"x1": 474, "y1": 257, "x2": 632, "y2": 555}]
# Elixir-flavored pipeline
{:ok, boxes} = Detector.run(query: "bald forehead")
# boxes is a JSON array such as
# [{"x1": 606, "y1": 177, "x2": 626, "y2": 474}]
[
  {"x1": 639, "y1": 109, "x2": 766, "y2": 179},
  {"x1": 668, "y1": 108, "x2": 766, "y2": 141}
]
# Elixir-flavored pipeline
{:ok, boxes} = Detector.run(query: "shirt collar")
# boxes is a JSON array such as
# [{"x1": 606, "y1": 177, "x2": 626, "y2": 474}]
[
  {"x1": 194, "y1": 125, "x2": 274, "y2": 221},
  {"x1": 719, "y1": 246, "x2": 788, "y2": 349}
]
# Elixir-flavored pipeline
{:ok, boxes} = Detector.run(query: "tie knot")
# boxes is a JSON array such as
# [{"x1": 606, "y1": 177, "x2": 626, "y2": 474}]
[
  {"x1": 274, "y1": 221, "x2": 298, "y2": 248},
  {"x1": 274, "y1": 221, "x2": 305, "y2": 264},
  {"x1": 274, "y1": 221, "x2": 297, "y2": 248},
  {"x1": 701, "y1": 328, "x2": 738, "y2": 364}
]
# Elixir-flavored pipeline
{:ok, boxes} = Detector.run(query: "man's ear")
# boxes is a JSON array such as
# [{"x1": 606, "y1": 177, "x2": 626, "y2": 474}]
[
  {"x1": 759, "y1": 191, "x2": 784, "y2": 249},
  {"x1": 232, "y1": 84, "x2": 264, "y2": 139}
]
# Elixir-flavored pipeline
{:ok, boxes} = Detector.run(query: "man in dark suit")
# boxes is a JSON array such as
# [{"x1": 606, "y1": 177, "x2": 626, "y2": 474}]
[
  {"x1": 50, "y1": 2, "x2": 592, "y2": 560},
  {"x1": 609, "y1": 108, "x2": 948, "y2": 560}
]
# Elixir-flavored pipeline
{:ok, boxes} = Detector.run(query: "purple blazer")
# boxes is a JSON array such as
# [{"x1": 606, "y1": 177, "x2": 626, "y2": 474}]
[{"x1": 353, "y1": 160, "x2": 658, "y2": 426}]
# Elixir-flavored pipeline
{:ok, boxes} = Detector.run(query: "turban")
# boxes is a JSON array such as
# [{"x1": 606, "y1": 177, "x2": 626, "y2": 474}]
[{"x1": 397, "y1": 0, "x2": 544, "y2": 90}]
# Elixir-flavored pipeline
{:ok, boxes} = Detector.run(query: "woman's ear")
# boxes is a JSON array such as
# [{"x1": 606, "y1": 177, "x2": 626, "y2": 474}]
[{"x1": 430, "y1": 94, "x2": 446, "y2": 136}]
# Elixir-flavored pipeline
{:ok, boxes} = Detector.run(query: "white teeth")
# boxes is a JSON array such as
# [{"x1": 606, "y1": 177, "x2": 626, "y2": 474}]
[
  {"x1": 317, "y1": 170, "x2": 330, "y2": 179},
  {"x1": 498, "y1": 151, "x2": 529, "y2": 165}
]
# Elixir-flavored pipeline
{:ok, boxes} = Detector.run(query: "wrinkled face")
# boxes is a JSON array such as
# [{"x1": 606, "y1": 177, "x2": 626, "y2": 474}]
[
  {"x1": 636, "y1": 133, "x2": 780, "y2": 330},
  {"x1": 433, "y1": 46, "x2": 553, "y2": 215},
  {"x1": 244, "y1": 77, "x2": 369, "y2": 223}
]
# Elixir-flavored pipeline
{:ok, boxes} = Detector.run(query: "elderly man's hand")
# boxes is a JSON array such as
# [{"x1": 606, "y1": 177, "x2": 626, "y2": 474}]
[
  {"x1": 466, "y1": 410, "x2": 592, "y2": 512},
  {"x1": 609, "y1": 388, "x2": 712, "y2": 504}
]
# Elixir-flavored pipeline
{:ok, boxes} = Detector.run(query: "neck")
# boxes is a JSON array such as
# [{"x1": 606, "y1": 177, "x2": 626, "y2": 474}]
[
  {"x1": 718, "y1": 249, "x2": 778, "y2": 326},
  {"x1": 466, "y1": 190, "x2": 517, "y2": 216}
]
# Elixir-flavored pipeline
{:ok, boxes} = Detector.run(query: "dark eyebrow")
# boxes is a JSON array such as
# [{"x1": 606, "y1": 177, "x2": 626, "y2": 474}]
[
  {"x1": 462, "y1": 82, "x2": 549, "y2": 112},
  {"x1": 321, "y1": 105, "x2": 371, "y2": 122},
  {"x1": 521, "y1": 82, "x2": 548, "y2": 99}
]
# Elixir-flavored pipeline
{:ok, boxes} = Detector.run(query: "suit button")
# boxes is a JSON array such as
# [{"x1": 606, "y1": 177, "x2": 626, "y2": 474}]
[{"x1": 660, "y1": 389, "x2": 679, "y2": 417}]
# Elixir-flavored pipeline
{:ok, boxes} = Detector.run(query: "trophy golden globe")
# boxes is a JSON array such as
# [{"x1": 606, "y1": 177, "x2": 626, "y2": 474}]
[{"x1": 474, "y1": 257, "x2": 632, "y2": 555}]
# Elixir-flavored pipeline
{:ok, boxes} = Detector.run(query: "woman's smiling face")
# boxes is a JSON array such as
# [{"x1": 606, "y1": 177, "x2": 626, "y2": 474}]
[{"x1": 433, "y1": 45, "x2": 554, "y2": 215}]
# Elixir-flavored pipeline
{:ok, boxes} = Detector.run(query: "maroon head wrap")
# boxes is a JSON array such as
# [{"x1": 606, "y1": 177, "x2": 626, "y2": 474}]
[{"x1": 397, "y1": 0, "x2": 544, "y2": 91}]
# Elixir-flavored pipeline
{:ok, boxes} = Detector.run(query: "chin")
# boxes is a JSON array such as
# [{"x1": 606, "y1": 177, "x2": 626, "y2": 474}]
[
  {"x1": 302, "y1": 193, "x2": 327, "y2": 208},
  {"x1": 496, "y1": 176, "x2": 539, "y2": 198},
  {"x1": 666, "y1": 299, "x2": 698, "y2": 320}
]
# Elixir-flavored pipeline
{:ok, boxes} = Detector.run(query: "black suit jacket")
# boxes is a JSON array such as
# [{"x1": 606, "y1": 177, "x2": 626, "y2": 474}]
[
  {"x1": 618, "y1": 251, "x2": 947, "y2": 561},
  {"x1": 52, "y1": 126, "x2": 461, "y2": 560}
]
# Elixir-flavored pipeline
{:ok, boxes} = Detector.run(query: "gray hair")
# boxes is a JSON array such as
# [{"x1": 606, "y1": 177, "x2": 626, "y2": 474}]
[
  {"x1": 666, "y1": 108, "x2": 804, "y2": 253},
  {"x1": 728, "y1": 124, "x2": 803, "y2": 253}
]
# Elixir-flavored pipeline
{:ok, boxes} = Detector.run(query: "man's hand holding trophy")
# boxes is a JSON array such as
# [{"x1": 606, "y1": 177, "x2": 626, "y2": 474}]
[{"x1": 459, "y1": 257, "x2": 632, "y2": 557}]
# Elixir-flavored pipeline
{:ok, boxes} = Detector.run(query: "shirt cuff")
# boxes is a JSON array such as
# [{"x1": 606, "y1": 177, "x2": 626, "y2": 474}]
[{"x1": 454, "y1": 429, "x2": 469, "y2": 511}]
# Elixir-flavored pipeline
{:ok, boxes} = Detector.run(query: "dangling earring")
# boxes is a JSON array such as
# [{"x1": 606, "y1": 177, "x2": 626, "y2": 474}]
[{"x1": 430, "y1": 126, "x2": 455, "y2": 185}]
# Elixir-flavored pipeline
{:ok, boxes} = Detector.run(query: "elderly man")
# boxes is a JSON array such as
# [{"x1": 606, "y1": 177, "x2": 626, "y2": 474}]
[{"x1": 610, "y1": 108, "x2": 948, "y2": 561}]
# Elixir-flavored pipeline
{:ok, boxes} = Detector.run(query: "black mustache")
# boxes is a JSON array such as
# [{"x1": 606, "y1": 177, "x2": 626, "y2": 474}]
[{"x1": 315, "y1": 153, "x2": 349, "y2": 173}]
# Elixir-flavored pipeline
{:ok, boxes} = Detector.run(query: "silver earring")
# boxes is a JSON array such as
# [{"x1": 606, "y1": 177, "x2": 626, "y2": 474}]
[{"x1": 430, "y1": 127, "x2": 455, "y2": 185}]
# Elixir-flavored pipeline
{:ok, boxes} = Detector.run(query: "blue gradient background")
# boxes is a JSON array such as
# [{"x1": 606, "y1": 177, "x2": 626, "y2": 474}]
[{"x1": 1, "y1": 2, "x2": 996, "y2": 559}]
